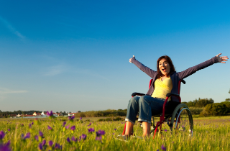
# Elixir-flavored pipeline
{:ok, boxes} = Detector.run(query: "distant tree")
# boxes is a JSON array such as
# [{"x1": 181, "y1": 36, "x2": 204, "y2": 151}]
[
  {"x1": 225, "y1": 98, "x2": 230, "y2": 102},
  {"x1": 184, "y1": 98, "x2": 214, "y2": 107}
]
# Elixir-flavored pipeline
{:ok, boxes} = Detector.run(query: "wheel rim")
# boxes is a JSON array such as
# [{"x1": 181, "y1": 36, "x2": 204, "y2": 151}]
[{"x1": 171, "y1": 104, "x2": 193, "y2": 136}]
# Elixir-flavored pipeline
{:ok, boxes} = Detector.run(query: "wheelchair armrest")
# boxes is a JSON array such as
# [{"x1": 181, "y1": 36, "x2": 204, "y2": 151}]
[
  {"x1": 166, "y1": 93, "x2": 180, "y2": 98},
  {"x1": 131, "y1": 92, "x2": 145, "y2": 97}
]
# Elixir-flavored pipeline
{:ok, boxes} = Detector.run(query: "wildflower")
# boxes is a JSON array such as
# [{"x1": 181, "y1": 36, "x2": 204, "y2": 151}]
[
  {"x1": 164, "y1": 129, "x2": 167, "y2": 132},
  {"x1": 32, "y1": 122, "x2": 34, "y2": 125},
  {"x1": 47, "y1": 126, "x2": 52, "y2": 130},
  {"x1": 95, "y1": 136, "x2": 102, "y2": 141},
  {"x1": 35, "y1": 135, "x2": 39, "y2": 141},
  {"x1": 29, "y1": 124, "x2": 32, "y2": 128},
  {"x1": 70, "y1": 126, "x2": 76, "y2": 131},
  {"x1": 21, "y1": 124, "x2": 24, "y2": 127},
  {"x1": 87, "y1": 123, "x2": 91, "y2": 126},
  {"x1": 39, "y1": 131, "x2": 44, "y2": 138},
  {"x1": 0, "y1": 141, "x2": 11, "y2": 151},
  {"x1": 62, "y1": 121, "x2": 66, "y2": 127},
  {"x1": 0, "y1": 131, "x2": 5, "y2": 140},
  {"x1": 66, "y1": 137, "x2": 71, "y2": 143},
  {"x1": 114, "y1": 129, "x2": 117, "y2": 131},
  {"x1": 81, "y1": 134, "x2": 87, "y2": 140},
  {"x1": 42, "y1": 140, "x2": 46, "y2": 146},
  {"x1": 8, "y1": 129, "x2": 10, "y2": 132},
  {"x1": 65, "y1": 125, "x2": 70, "y2": 129},
  {"x1": 80, "y1": 117, "x2": 82, "y2": 120},
  {"x1": 161, "y1": 145, "x2": 166, "y2": 151},
  {"x1": 88, "y1": 128, "x2": 95, "y2": 133},
  {"x1": 68, "y1": 116, "x2": 75, "y2": 121},
  {"x1": 38, "y1": 143, "x2": 43, "y2": 150},
  {"x1": 55, "y1": 143, "x2": 62, "y2": 150},
  {"x1": 24, "y1": 133, "x2": 30, "y2": 139},
  {"x1": 46, "y1": 111, "x2": 53, "y2": 116},
  {"x1": 49, "y1": 140, "x2": 53, "y2": 147},
  {"x1": 71, "y1": 136, "x2": 77, "y2": 142},
  {"x1": 96, "y1": 130, "x2": 105, "y2": 137},
  {"x1": 21, "y1": 133, "x2": 30, "y2": 140}
]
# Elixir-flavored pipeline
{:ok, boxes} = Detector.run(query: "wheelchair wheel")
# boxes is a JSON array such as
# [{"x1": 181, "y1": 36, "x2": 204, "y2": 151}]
[{"x1": 170, "y1": 103, "x2": 193, "y2": 136}]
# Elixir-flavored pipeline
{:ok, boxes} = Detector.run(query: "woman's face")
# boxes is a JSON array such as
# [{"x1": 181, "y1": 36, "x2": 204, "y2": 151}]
[{"x1": 159, "y1": 58, "x2": 171, "y2": 76}]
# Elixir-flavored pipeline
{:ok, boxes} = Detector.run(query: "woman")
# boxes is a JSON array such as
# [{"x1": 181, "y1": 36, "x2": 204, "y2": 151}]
[{"x1": 125, "y1": 53, "x2": 228, "y2": 137}]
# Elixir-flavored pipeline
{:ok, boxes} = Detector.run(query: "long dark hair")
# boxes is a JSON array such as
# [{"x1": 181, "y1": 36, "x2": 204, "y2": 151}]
[{"x1": 156, "y1": 55, "x2": 176, "y2": 79}]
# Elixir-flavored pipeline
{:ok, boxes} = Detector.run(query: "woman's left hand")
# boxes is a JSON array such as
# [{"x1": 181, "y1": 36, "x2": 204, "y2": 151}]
[{"x1": 216, "y1": 53, "x2": 229, "y2": 63}]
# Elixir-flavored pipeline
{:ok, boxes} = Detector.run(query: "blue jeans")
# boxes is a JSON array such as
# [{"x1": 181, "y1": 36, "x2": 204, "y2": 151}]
[{"x1": 125, "y1": 95, "x2": 166, "y2": 124}]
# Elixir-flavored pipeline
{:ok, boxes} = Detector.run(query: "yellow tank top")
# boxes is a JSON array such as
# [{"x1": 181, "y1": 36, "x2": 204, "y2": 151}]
[{"x1": 151, "y1": 77, "x2": 173, "y2": 100}]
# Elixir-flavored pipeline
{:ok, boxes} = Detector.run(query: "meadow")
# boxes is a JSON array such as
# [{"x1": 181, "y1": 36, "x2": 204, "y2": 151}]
[{"x1": 0, "y1": 115, "x2": 230, "y2": 151}]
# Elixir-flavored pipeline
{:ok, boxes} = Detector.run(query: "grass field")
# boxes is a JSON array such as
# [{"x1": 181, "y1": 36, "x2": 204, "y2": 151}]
[{"x1": 0, "y1": 115, "x2": 230, "y2": 151}]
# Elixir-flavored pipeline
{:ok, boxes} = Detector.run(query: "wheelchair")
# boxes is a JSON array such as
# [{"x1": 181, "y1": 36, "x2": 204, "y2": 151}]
[{"x1": 122, "y1": 79, "x2": 193, "y2": 139}]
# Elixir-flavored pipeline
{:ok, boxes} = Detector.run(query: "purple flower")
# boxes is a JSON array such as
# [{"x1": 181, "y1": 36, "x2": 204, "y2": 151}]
[
  {"x1": 0, "y1": 131, "x2": 5, "y2": 140},
  {"x1": 62, "y1": 121, "x2": 66, "y2": 127},
  {"x1": 81, "y1": 134, "x2": 87, "y2": 140},
  {"x1": 32, "y1": 122, "x2": 34, "y2": 125},
  {"x1": 80, "y1": 117, "x2": 82, "y2": 120},
  {"x1": 65, "y1": 125, "x2": 70, "y2": 129},
  {"x1": 21, "y1": 124, "x2": 24, "y2": 127},
  {"x1": 35, "y1": 135, "x2": 39, "y2": 141},
  {"x1": 39, "y1": 131, "x2": 44, "y2": 138},
  {"x1": 114, "y1": 129, "x2": 117, "y2": 131},
  {"x1": 38, "y1": 143, "x2": 43, "y2": 150},
  {"x1": 164, "y1": 129, "x2": 167, "y2": 132},
  {"x1": 161, "y1": 145, "x2": 166, "y2": 151},
  {"x1": 87, "y1": 123, "x2": 91, "y2": 126},
  {"x1": 70, "y1": 126, "x2": 75, "y2": 131},
  {"x1": 8, "y1": 129, "x2": 10, "y2": 132},
  {"x1": 96, "y1": 130, "x2": 105, "y2": 137},
  {"x1": 66, "y1": 137, "x2": 71, "y2": 143},
  {"x1": 46, "y1": 111, "x2": 53, "y2": 116},
  {"x1": 0, "y1": 141, "x2": 11, "y2": 151},
  {"x1": 95, "y1": 136, "x2": 102, "y2": 141},
  {"x1": 42, "y1": 140, "x2": 46, "y2": 146},
  {"x1": 49, "y1": 140, "x2": 53, "y2": 147},
  {"x1": 71, "y1": 136, "x2": 77, "y2": 142},
  {"x1": 68, "y1": 116, "x2": 75, "y2": 121},
  {"x1": 55, "y1": 143, "x2": 62, "y2": 150},
  {"x1": 88, "y1": 128, "x2": 95, "y2": 133},
  {"x1": 47, "y1": 126, "x2": 52, "y2": 130},
  {"x1": 24, "y1": 133, "x2": 30, "y2": 139}
]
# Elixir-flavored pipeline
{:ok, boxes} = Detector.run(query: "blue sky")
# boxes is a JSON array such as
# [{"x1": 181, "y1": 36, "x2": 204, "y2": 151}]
[{"x1": 0, "y1": 0, "x2": 229, "y2": 112}]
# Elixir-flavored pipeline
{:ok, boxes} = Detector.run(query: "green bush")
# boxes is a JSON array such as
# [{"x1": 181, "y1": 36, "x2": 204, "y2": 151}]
[
  {"x1": 221, "y1": 102, "x2": 230, "y2": 113},
  {"x1": 188, "y1": 107, "x2": 204, "y2": 115},
  {"x1": 200, "y1": 103, "x2": 228, "y2": 116}
]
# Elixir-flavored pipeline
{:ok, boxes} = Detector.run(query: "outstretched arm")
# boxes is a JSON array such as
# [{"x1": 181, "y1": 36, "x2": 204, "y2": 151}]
[
  {"x1": 178, "y1": 53, "x2": 229, "y2": 79},
  {"x1": 129, "y1": 55, "x2": 157, "y2": 79}
]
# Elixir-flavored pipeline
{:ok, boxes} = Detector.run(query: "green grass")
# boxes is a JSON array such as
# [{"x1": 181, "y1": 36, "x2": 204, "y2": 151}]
[{"x1": 0, "y1": 116, "x2": 230, "y2": 151}]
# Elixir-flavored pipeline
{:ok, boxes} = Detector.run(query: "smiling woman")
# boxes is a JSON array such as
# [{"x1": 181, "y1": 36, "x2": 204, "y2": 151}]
[{"x1": 125, "y1": 53, "x2": 229, "y2": 137}]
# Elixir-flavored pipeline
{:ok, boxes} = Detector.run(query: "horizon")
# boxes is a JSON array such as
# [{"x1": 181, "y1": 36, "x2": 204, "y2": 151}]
[{"x1": 1, "y1": 0, "x2": 230, "y2": 112}]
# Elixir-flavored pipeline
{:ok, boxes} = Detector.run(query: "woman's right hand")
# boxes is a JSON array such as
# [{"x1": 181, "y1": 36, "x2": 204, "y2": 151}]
[{"x1": 129, "y1": 55, "x2": 135, "y2": 63}]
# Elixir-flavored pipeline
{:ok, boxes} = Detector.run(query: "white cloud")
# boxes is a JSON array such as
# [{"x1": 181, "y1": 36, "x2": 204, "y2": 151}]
[{"x1": 0, "y1": 16, "x2": 25, "y2": 40}]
